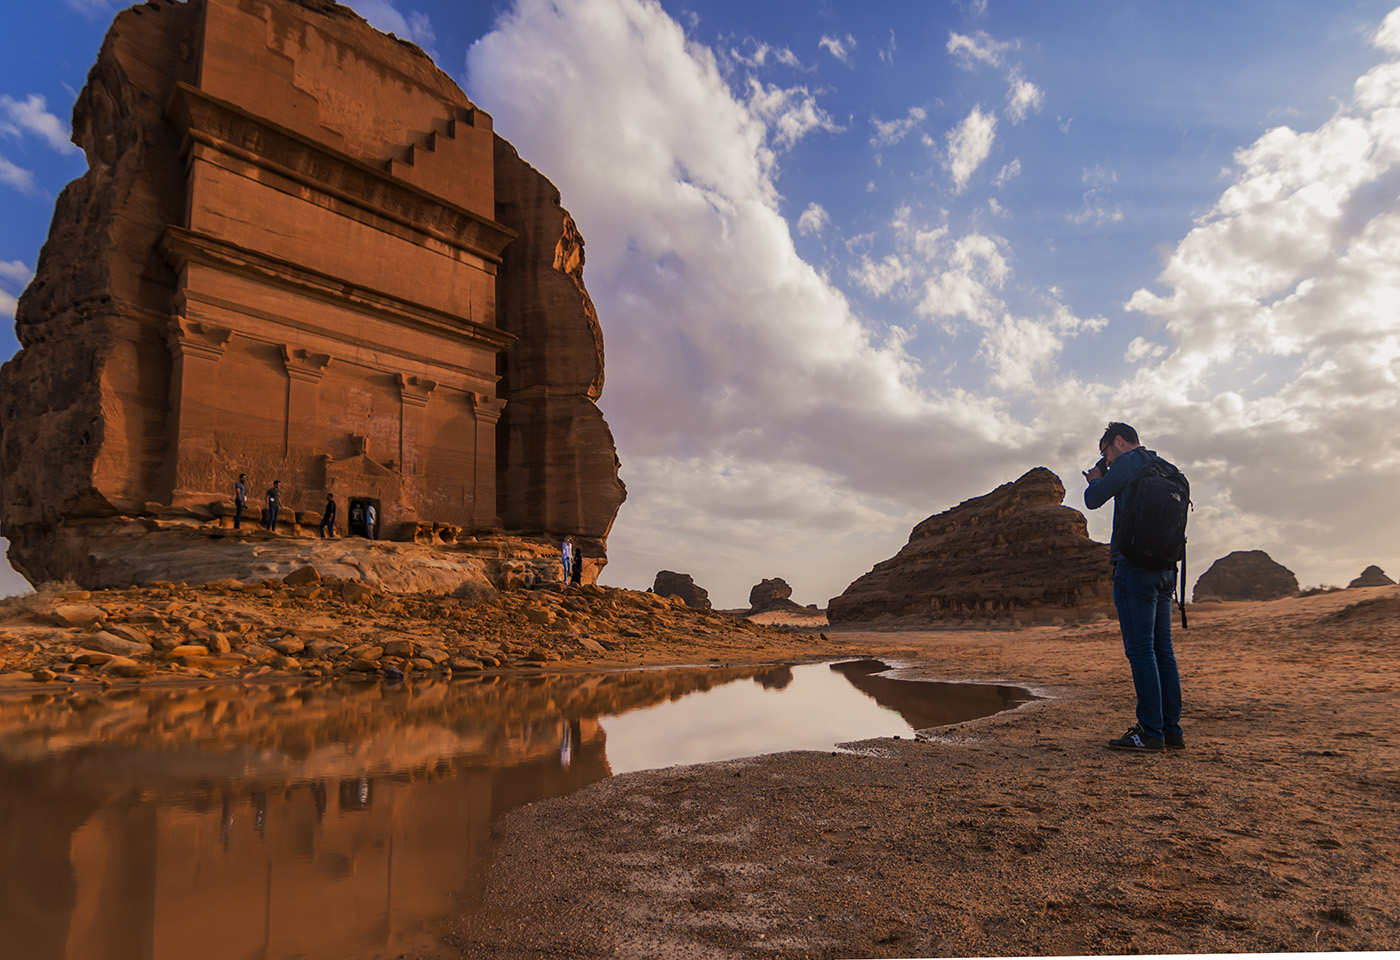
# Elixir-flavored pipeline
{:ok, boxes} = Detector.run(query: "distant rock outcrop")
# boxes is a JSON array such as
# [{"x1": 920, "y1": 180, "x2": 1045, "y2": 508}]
[
  {"x1": 1193, "y1": 551, "x2": 1299, "y2": 602},
  {"x1": 826, "y1": 468, "x2": 1112, "y2": 625},
  {"x1": 653, "y1": 571, "x2": 711, "y2": 610},
  {"x1": 1347, "y1": 565, "x2": 1395, "y2": 588},
  {"x1": 747, "y1": 578, "x2": 805, "y2": 614}
]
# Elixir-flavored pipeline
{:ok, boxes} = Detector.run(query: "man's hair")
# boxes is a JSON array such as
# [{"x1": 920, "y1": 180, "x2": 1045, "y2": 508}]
[
  {"x1": 1099, "y1": 421, "x2": 1139, "y2": 448},
  {"x1": 239, "y1": 473, "x2": 246, "y2": 479}
]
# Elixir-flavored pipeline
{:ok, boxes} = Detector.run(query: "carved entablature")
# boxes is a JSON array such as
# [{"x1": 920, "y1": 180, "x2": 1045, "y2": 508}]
[{"x1": 165, "y1": 83, "x2": 518, "y2": 265}]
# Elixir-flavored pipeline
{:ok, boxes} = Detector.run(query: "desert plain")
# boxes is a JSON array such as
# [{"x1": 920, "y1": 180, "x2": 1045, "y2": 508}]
[{"x1": 1, "y1": 578, "x2": 1396, "y2": 959}]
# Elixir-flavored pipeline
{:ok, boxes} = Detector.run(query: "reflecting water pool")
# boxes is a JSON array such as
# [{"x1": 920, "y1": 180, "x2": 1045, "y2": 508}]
[{"x1": 0, "y1": 660, "x2": 1032, "y2": 960}]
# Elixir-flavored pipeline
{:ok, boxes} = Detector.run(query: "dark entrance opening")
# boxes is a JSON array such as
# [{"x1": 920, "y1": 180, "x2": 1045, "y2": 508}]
[{"x1": 347, "y1": 498, "x2": 381, "y2": 539}]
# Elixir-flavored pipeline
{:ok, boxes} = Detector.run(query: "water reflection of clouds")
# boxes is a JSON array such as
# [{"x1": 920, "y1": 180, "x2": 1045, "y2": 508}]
[{"x1": 600, "y1": 663, "x2": 914, "y2": 774}]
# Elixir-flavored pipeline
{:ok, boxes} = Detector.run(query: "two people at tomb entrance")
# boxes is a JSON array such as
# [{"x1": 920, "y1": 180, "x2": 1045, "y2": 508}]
[{"x1": 561, "y1": 536, "x2": 584, "y2": 585}]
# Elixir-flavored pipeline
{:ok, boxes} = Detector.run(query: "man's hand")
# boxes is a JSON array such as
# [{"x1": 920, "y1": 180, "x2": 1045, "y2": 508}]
[{"x1": 1082, "y1": 465, "x2": 1102, "y2": 483}]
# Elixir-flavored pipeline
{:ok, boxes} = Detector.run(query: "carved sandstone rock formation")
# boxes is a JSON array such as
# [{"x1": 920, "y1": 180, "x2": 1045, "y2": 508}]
[
  {"x1": 652, "y1": 571, "x2": 711, "y2": 611},
  {"x1": 1192, "y1": 550, "x2": 1299, "y2": 602},
  {"x1": 746, "y1": 577, "x2": 805, "y2": 615},
  {"x1": 1347, "y1": 565, "x2": 1395, "y2": 588},
  {"x1": 827, "y1": 467, "x2": 1112, "y2": 624},
  {"x1": 0, "y1": 0, "x2": 624, "y2": 588}
]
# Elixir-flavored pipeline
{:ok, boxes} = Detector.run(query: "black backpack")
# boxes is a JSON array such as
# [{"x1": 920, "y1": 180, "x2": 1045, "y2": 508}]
[{"x1": 1119, "y1": 451, "x2": 1192, "y2": 624}]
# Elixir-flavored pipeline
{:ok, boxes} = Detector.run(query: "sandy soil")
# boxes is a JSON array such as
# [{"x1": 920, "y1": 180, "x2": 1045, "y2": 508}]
[{"x1": 437, "y1": 587, "x2": 1400, "y2": 959}]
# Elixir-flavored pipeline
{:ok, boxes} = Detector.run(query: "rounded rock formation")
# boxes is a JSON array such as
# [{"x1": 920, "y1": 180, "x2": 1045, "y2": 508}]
[
  {"x1": 1193, "y1": 550, "x2": 1299, "y2": 602},
  {"x1": 652, "y1": 571, "x2": 711, "y2": 610},
  {"x1": 1347, "y1": 565, "x2": 1395, "y2": 588}
]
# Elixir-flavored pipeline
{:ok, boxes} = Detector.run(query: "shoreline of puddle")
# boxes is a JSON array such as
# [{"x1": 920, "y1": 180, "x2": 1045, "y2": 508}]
[{"x1": 0, "y1": 658, "x2": 1037, "y2": 960}]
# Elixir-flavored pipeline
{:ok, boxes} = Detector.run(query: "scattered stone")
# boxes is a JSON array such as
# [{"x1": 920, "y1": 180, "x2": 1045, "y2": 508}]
[
  {"x1": 101, "y1": 657, "x2": 154, "y2": 678},
  {"x1": 105, "y1": 623, "x2": 153, "y2": 646},
  {"x1": 81, "y1": 632, "x2": 154, "y2": 658},
  {"x1": 31, "y1": 669, "x2": 57, "y2": 682},
  {"x1": 525, "y1": 607, "x2": 557, "y2": 626},
  {"x1": 306, "y1": 640, "x2": 349, "y2": 660},
  {"x1": 342, "y1": 582, "x2": 375, "y2": 605},
  {"x1": 382, "y1": 639, "x2": 416, "y2": 658},
  {"x1": 284, "y1": 566, "x2": 321, "y2": 587},
  {"x1": 49, "y1": 604, "x2": 105, "y2": 628},
  {"x1": 579, "y1": 638, "x2": 606, "y2": 655},
  {"x1": 270, "y1": 638, "x2": 305, "y2": 656}
]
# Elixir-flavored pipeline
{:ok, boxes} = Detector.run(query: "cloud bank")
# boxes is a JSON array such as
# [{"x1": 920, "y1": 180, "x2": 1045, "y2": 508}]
[{"x1": 459, "y1": 0, "x2": 1398, "y2": 605}]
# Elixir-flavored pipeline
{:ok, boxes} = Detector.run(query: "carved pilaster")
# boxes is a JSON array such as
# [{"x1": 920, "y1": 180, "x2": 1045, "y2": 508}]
[
  {"x1": 281, "y1": 347, "x2": 330, "y2": 456},
  {"x1": 396, "y1": 374, "x2": 436, "y2": 476},
  {"x1": 166, "y1": 315, "x2": 231, "y2": 504},
  {"x1": 468, "y1": 391, "x2": 507, "y2": 529}
]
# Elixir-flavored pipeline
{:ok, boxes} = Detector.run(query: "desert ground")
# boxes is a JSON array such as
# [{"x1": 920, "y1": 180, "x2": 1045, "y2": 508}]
[{"x1": 1, "y1": 579, "x2": 1397, "y2": 959}]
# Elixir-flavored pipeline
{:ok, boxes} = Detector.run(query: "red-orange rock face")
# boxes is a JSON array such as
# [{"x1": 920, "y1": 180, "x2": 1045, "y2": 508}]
[
  {"x1": 0, "y1": 0, "x2": 623, "y2": 586},
  {"x1": 827, "y1": 467, "x2": 1112, "y2": 624}
]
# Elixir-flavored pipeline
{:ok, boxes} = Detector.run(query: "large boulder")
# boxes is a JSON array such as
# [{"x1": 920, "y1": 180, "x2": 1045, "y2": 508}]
[
  {"x1": 1193, "y1": 550, "x2": 1299, "y2": 602},
  {"x1": 653, "y1": 571, "x2": 711, "y2": 610},
  {"x1": 827, "y1": 467, "x2": 1112, "y2": 624},
  {"x1": 747, "y1": 577, "x2": 805, "y2": 614},
  {"x1": 1347, "y1": 565, "x2": 1395, "y2": 588},
  {"x1": 0, "y1": 0, "x2": 623, "y2": 589}
]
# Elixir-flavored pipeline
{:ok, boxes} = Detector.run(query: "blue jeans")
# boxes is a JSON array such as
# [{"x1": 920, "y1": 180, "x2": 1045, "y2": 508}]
[
  {"x1": 266, "y1": 503, "x2": 280, "y2": 531},
  {"x1": 1113, "y1": 559, "x2": 1182, "y2": 743}
]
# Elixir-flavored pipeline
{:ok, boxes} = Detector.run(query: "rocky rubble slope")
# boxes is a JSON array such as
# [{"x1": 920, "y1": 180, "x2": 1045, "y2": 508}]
[{"x1": 0, "y1": 575, "x2": 799, "y2": 688}]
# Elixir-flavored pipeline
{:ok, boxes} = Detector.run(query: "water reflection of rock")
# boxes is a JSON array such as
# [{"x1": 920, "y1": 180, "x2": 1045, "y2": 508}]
[
  {"x1": 0, "y1": 664, "x2": 779, "y2": 960},
  {"x1": 828, "y1": 659, "x2": 1033, "y2": 730}
]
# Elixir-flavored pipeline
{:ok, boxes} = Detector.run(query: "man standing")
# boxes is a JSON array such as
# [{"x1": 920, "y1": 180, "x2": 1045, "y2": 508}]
[
  {"x1": 1083, "y1": 422, "x2": 1184, "y2": 753},
  {"x1": 265, "y1": 480, "x2": 281, "y2": 532},
  {"x1": 561, "y1": 536, "x2": 573, "y2": 583},
  {"x1": 364, "y1": 502, "x2": 376, "y2": 540},
  {"x1": 233, "y1": 474, "x2": 247, "y2": 529},
  {"x1": 319, "y1": 493, "x2": 336, "y2": 539}
]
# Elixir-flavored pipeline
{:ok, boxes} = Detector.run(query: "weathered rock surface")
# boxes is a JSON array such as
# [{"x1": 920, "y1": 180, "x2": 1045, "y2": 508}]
[
  {"x1": 746, "y1": 578, "x2": 807, "y2": 615},
  {"x1": 652, "y1": 571, "x2": 712, "y2": 610},
  {"x1": 1192, "y1": 550, "x2": 1299, "y2": 602},
  {"x1": 1347, "y1": 565, "x2": 1395, "y2": 588},
  {"x1": 827, "y1": 468, "x2": 1112, "y2": 624},
  {"x1": 0, "y1": 0, "x2": 622, "y2": 590}
]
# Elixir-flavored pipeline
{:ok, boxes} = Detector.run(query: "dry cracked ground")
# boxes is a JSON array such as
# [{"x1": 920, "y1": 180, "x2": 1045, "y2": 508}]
[{"x1": 1, "y1": 577, "x2": 1397, "y2": 958}]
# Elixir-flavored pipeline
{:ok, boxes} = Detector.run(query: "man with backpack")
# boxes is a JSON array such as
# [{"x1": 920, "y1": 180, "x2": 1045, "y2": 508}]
[{"x1": 1083, "y1": 422, "x2": 1188, "y2": 753}]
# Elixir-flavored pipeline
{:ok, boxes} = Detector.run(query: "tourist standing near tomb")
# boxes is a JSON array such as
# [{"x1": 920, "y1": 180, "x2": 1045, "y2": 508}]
[
  {"x1": 233, "y1": 474, "x2": 247, "y2": 529},
  {"x1": 1082, "y1": 422, "x2": 1185, "y2": 753},
  {"x1": 561, "y1": 536, "x2": 573, "y2": 582},
  {"x1": 571, "y1": 544, "x2": 584, "y2": 585},
  {"x1": 265, "y1": 480, "x2": 281, "y2": 532},
  {"x1": 364, "y1": 502, "x2": 377, "y2": 540},
  {"x1": 319, "y1": 494, "x2": 336, "y2": 539}
]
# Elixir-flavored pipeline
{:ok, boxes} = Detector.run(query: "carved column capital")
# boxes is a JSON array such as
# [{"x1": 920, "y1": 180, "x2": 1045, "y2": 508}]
[
  {"x1": 396, "y1": 373, "x2": 438, "y2": 408},
  {"x1": 167, "y1": 315, "x2": 231, "y2": 362},
  {"x1": 282, "y1": 346, "x2": 331, "y2": 384},
  {"x1": 467, "y1": 391, "x2": 507, "y2": 425}
]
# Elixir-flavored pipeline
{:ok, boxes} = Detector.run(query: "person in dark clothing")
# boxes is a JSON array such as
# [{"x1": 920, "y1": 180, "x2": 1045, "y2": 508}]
[
  {"x1": 319, "y1": 493, "x2": 336, "y2": 538},
  {"x1": 233, "y1": 474, "x2": 247, "y2": 529},
  {"x1": 1083, "y1": 422, "x2": 1184, "y2": 753},
  {"x1": 265, "y1": 480, "x2": 281, "y2": 532},
  {"x1": 570, "y1": 544, "x2": 584, "y2": 585}
]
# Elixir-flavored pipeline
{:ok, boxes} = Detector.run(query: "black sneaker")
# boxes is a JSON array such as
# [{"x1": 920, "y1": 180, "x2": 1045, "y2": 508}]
[
  {"x1": 1165, "y1": 734, "x2": 1185, "y2": 750},
  {"x1": 1107, "y1": 723, "x2": 1165, "y2": 752}
]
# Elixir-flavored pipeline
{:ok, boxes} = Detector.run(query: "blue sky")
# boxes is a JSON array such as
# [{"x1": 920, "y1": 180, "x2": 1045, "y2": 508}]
[{"x1": 3, "y1": 0, "x2": 1400, "y2": 606}]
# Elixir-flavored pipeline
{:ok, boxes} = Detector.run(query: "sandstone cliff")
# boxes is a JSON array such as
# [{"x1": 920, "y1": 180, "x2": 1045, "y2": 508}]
[
  {"x1": 827, "y1": 468, "x2": 1112, "y2": 624},
  {"x1": 0, "y1": 0, "x2": 623, "y2": 589},
  {"x1": 1192, "y1": 550, "x2": 1299, "y2": 602}
]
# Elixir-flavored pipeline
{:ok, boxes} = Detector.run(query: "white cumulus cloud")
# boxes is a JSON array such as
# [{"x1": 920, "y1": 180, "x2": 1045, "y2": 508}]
[
  {"x1": 344, "y1": 0, "x2": 438, "y2": 58},
  {"x1": 0, "y1": 94, "x2": 77, "y2": 154},
  {"x1": 946, "y1": 105, "x2": 996, "y2": 192},
  {"x1": 0, "y1": 153, "x2": 36, "y2": 193},
  {"x1": 819, "y1": 34, "x2": 856, "y2": 64},
  {"x1": 797, "y1": 202, "x2": 830, "y2": 237},
  {"x1": 870, "y1": 106, "x2": 926, "y2": 147}
]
